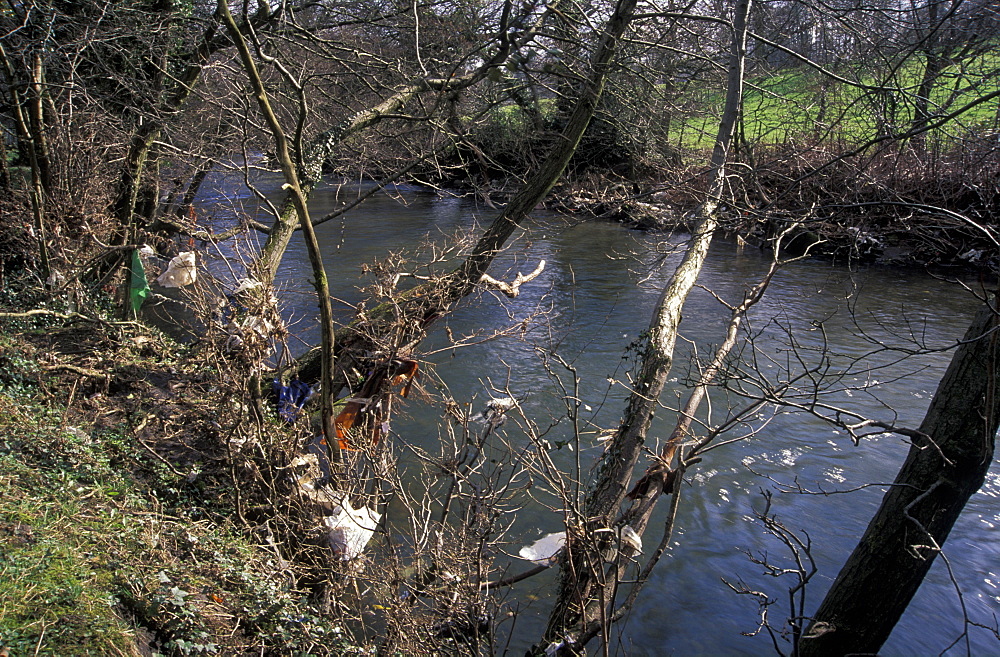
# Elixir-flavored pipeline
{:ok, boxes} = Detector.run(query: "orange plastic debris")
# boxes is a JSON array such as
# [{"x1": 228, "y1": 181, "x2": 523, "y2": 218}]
[
  {"x1": 390, "y1": 359, "x2": 418, "y2": 397},
  {"x1": 335, "y1": 400, "x2": 363, "y2": 450}
]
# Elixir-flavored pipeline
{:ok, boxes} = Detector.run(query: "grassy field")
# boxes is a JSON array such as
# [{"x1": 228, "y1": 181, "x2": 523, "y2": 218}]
[
  {"x1": 472, "y1": 50, "x2": 999, "y2": 167},
  {"x1": 667, "y1": 50, "x2": 1000, "y2": 150}
]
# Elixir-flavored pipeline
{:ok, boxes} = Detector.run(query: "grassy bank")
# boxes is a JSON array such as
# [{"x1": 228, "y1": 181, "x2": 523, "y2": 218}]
[{"x1": 0, "y1": 308, "x2": 347, "y2": 656}]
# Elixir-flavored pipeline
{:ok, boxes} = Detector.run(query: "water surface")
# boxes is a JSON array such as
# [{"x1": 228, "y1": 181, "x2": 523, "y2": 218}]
[{"x1": 199, "y1": 174, "x2": 999, "y2": 655}]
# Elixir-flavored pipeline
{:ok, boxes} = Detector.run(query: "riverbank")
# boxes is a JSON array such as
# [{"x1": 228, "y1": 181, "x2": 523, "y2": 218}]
[
  {"x1": 1, "y1": 150, "x2": 997, "y2": 653},
  {"x1": 2, "y1": 192, "x2": 997, "y2": 654},
  {"x1": 442, "y1": 174, "x2": 998, "y2": 272},
  {"x1": 421, "y1": 134, "x2": 1000, "y2": 272},
  {"x1": 549, "y1": 179, "x2": 998, "y2": 270},
  {"x1": 0, "y1": 298, "x2": 353, "y2": 655}
]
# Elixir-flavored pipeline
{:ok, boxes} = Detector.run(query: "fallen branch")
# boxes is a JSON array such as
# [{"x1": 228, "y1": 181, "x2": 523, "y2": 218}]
[
  {"x1": 0, "y1": 309, "x2": 80, "y2": 321},
  {"x1": 0, "y1": 308, "x2": 136, "y2": 328},
  {"x1": 41, "y1": 363, "x2": 110, "y2": 382},
  {"x1": 480, "y1": 260, "x2": 546, "y2": 298},
  {"x1": 481, "y1": 563, "x2": 549, "y2": 589}
]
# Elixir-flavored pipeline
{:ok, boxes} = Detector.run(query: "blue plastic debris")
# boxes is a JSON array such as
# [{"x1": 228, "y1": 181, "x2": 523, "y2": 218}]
[{"x1": 273, "y1": 379, "x2": 314, "y2": 422}]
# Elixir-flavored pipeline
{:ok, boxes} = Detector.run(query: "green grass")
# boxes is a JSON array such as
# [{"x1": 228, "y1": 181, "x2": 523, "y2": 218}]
[
  {"x1": 0, "y1": 404, "x2": 146, "y2": 655},
  {"x1": 482, "y1": 98, "x2": 559, "y2": 138},
  {"x1": 662, "y1": 47, "x2": 1000, "y2": 150},
  {"x1": 0, "y1": 328, "x2": 350, "y2": 656}
]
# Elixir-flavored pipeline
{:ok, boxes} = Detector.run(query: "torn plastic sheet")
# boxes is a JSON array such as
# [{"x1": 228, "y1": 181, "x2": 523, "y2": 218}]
[
  {"x1": 620, "y1": 525, "x2": 642, "y2": 553},
  {"x1": 156, "y1": 251, "x2": 197, "y2": 288},
  {"x1": 232, "y1": 277, "x2": 263, "y2": 296},
  {"x1": 290, "y1": 452, "x2": 335, "y2": 507},
  {"x1": 129, "y1": 249, "x2": 152, "y2": 313},
  {"x1": 545, "y1": 635, "x2": 576, "y2": 657},
  {"x1": 46, "y1": 270, "x2": 65, "y2": 288},
  {"x1": 518, "y1": 532, "x2": 566, "y2": 566},
  {"x1": 226, "y1": 315, "x2": 276, "y2": 352},
  {"x1": 288, "y1": 453, "x2": 381, "y2": 559},
  {"x1": 478, "y1": 396, "x2": 517, "y2": 427},
  {"x1": 323, "y1": 495, "x2": 382, "y2": 560},
  {"x1": 273, "y1": 379, "x2": 313, "y2": 422}
]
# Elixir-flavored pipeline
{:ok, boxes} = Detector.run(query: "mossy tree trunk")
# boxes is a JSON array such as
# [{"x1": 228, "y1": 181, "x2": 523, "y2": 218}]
[
  {"x1": 0, "y1": 43, "x2": 51, "y2": 284},
  {"x1": 110, "y1": 19, "x2": 219, "y2": 235},
  {"x1": 218, "y1": 0, "x2": 341, "y2": 458}
]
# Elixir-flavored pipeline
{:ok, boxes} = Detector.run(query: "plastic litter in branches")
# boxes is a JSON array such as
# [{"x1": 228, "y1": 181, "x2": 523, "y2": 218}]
[
  {"x1": 273, "y1": 379, "x2": 313, "y2": 423},
  {"x1": 156, "y1": 251, "x2": 197, "y2": 288},
  {"x1": 129, "y1": 249, "x2": 151, "y2": 313},
  {"x1": 518, "y1": 532, "x2": 566, "y2": 566},
  {"x1": 324, "y1": 495, "x2": 382, "y2": 561}
]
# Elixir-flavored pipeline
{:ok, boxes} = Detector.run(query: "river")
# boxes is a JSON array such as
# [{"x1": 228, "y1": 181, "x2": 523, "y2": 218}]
[{"x1": 198, "y1": 174, "x2": 1000, "y2": 656}]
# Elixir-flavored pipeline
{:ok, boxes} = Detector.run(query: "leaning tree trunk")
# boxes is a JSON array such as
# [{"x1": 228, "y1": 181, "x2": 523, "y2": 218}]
[
  {"x1": 253, "y1": 82, "x2": 437, "y2": 283},
  {"x1": 538, "y1": 0, "x2": 752, "y2": 649},
  {"x1": 110, "y1": 26, "x2": 216, "y2": 235},
  {"x1": 219, "y1": 0, "x2": 340, "y2": 458},
  {"x1": 291, "y1": 0, "x2": 639, "y2": 384},
  {"x1": 250, "y1": 1, "x2": 560, "y2": 285},
  {"x1": 798, "y1": 295, "x2": 1000, "y2": 656}
]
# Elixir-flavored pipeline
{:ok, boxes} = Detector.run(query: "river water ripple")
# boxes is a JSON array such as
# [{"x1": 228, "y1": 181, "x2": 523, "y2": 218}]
[{"x1": 198, "y1": 175, "x2": 999, "y2": 656}]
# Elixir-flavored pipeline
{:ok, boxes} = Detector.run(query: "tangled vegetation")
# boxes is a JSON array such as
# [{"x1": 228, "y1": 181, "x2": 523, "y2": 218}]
[
  {"x1": 3, "y1": 0, "x2": 999, "y2": 654},
  {"x1": 0, "y1": 285, "x2": 358, "y2": 654}
]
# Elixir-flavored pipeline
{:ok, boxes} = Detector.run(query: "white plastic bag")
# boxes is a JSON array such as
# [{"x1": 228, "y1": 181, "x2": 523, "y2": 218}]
[
  {"x1": 232, "y1": 277, "x2": 262, "y2": 296},
  {"x1": 518, "y1": 532, "x2": 566, "y2": 566},
  {"x1": 156, "y1": 251, "x2": 197, "y2": 288},
  {"x1": 323, "y1": 496, "x2": 382, "y2": 560}
]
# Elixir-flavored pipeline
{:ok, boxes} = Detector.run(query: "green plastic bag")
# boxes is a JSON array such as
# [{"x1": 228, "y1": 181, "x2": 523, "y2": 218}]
[{"x1": 129, "y1": 248, "x2": 151, "y2": 313}]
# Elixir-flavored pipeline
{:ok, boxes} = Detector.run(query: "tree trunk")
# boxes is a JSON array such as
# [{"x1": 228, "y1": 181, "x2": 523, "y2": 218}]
[
  {"x1": 219, "y1": 0, "x2": 340, "y2": 459},
  {"x1": 908, "y1": 0, "x2": 946, "y2": 152},
  {"x1": 110, "y1": 23, "x2": 216, "y2": 233},
  {"x1": 0, "y1": 43, "x2": 51, "y2": 284},
  {"x1": 291, "y1": 0, "x2": 638, "y2": 383},
  {"x1": 0, "y1": 129, "x2": 10, "y2": 192},
  {"x1": 539, "y1": 0, "x2": 752, "y2": 649},
  {"x1": 798, "y1": 295, "x2": 1000, "y2": 656},
  {"x1": 251, "y1": 1, "x2": 559, "y2": 284},
  {"x1": 27, "y1": 52, "x2": 52, "y2": 194},
  {"x1": 254, "y1": 83, "x2": 431, "y2": 283}
]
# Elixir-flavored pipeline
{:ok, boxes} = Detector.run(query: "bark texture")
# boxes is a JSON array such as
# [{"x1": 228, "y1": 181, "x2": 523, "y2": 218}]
[
  {"x1": 539, "y1": 0, "x2": 752, "y2": 649},
  {"x1": 798, "y1": 296, "x2": 1000, "y2": 656}
]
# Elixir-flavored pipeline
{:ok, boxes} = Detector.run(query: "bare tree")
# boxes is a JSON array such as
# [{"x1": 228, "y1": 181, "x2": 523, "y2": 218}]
[{"x1": 536, "y1": 0, "x2": 754, "y2": 651}]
